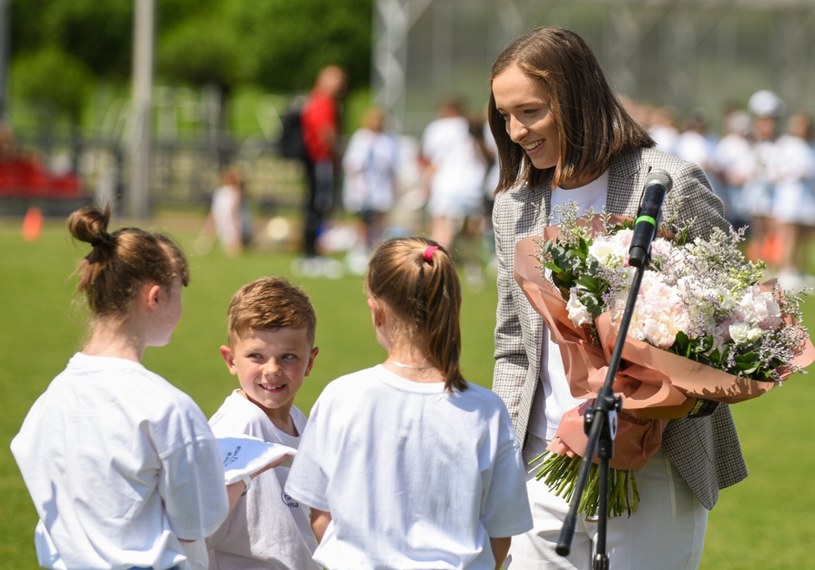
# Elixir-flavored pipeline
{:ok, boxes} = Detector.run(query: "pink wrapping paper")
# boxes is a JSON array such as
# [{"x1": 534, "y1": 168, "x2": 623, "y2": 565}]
[{"x1": 514, "y1": 233, "x2": 815, "y2": 471}]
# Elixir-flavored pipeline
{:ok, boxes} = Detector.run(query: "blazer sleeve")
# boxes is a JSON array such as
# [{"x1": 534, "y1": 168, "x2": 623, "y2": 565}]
[{"x1": 663, "y1": 159, "x2": 730, "y2": 240}]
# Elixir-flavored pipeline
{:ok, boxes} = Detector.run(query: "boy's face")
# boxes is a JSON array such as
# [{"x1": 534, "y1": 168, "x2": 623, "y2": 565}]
[{"x1": 220, "y1": 327, "x2": 318, "y2": 421}]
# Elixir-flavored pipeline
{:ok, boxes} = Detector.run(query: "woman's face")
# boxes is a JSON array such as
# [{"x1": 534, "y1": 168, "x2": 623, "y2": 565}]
[{"x1": 492, "y1": 63, "x2": 560, "y2": 170}]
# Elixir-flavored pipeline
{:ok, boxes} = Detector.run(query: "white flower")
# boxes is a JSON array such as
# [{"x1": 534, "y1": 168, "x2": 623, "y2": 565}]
[
  {"x1": 566, "y1": 291, "x2": 593, "y2": 327},
  {"x1": 588, "y1": 234, "x2": 627, "y2": 267},
  {"x1": 729, "y1": 322, "x2": 764, "y2": 345},
  {"x1": 736, "y1": 285, "x2": 782, "y2": 329}
]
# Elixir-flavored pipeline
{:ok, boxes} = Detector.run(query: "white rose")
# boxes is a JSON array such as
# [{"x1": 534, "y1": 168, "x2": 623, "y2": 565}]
[
  {"x1": 729, "y1": 322, "x2": 763, "y2": 345},
  {"x1": 567, "y1": 292, "x2": 593, "y2": 327}
]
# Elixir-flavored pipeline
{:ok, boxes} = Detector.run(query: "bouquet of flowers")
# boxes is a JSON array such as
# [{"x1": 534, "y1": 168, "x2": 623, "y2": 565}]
[{"x1": 514, "y1": 205, "x2": 815, "y2": 518}]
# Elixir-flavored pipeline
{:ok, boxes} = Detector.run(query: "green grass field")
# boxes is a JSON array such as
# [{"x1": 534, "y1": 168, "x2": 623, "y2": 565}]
[{"x1": 1, "y1": 211, "x2": 813, "y2": 568}]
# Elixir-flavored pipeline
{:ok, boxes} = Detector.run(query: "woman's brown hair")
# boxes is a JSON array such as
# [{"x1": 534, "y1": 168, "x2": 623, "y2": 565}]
[
  {"x1": 68, "y1": 206, "x2": 190, "y2": 318},
  {"x1": 488, "y1": 27, "x2": 654, "y2": 193},
  {"x1": 366, "y1": 237, "x2": 466, "y2": 392}
]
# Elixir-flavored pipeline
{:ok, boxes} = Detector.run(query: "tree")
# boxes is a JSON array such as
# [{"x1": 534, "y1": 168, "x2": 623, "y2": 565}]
[{"x1": 229, "y1": 0, "x2": 373, "y2": 93}]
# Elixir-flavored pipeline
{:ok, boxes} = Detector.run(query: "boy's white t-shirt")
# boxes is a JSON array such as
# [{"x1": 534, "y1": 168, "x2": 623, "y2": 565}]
[
  {"x1": 10, "y1": 352, "x2": 228, "y2": 570},
  {"x1": 528, "y1": 172, "x2": 609, "y2": 442},
  {"x1": 207, "y1": 390, "x2": 319, "y2": 570},
  {"x1": 285, "y1": 365, "x2": 532, "y2": 570}
]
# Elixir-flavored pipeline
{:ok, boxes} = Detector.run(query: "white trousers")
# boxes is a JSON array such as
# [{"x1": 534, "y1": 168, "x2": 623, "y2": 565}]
[{"x1": 508, "y1": 434, "x2": 708, "y2": 570}]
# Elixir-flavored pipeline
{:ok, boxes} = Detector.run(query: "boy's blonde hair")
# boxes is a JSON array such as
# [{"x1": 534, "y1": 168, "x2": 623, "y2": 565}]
[{"x1": 226, "y1": 277, "x2": 316, "y2": 346}]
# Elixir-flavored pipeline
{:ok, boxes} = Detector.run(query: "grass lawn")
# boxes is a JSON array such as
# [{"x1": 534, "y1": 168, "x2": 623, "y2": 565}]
[{"x1": 0, "y1": 210, "x2": 813, "y2": 568}]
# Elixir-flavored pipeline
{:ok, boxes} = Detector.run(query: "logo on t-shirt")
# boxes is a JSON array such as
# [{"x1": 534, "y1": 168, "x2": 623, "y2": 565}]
[{"x1": 281, "y1": 491, "x2": 299, "y2": 508}]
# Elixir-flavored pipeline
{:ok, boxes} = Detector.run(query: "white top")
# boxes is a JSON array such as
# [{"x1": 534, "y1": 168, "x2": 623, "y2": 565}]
[
  {"x1": 342, "y1": 127, "x2": 400, "y2": 213},
  {"x1": 711, "y1": 132, "x2": 753, "y2": 185},
  {"x1": 10, "y1": 353, "x2": 228, "y2": 570},
  {"x1": 285, "y1": 365, "x2": 532, "y2": 570},
  {"x1": 211, "y1": 184, "x2": 242, "y2": 246},
  {"x1": 207, "y1": 391, "x2": 319, "y2": 570},
  {"x1": 771, "y1": 134, "x2": 815, "y2": 224},
  {"x1": 529, "y1": 173, "x2": 608, "y2": 442},
  {"x1": 421, "y1": 116, "x2": 488, "y2": 216}
]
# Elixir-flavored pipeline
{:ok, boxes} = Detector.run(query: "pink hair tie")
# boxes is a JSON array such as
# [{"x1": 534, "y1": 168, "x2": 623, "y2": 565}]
[{"x1": 423, "y1": 245, "x2": 439, "y2": 263}]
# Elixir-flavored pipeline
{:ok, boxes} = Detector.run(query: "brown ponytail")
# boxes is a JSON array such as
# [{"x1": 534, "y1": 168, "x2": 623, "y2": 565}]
[{"x1": 366, "y1": 237, "x2": 466, "y2": 392}]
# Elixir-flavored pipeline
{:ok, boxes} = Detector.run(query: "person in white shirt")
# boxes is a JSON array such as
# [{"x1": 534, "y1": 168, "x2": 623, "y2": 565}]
[
  {"x1": 11, "y1": 206, "x2": 255, "y2": 570},
  {"x1": 771, "y1": 111, "x2": 815, "y2": 288},
  {"x1": 419, "y1": 98, "x2": 490, "y2": 258},
  {"x1": 342, "y1": 106, "x2": 401, "y2": 274},
  {"x1": 197, "y1": 165, "x2": 253, "y2": 257},
  {"x1": 207, "y1": 277, "x2": 321, "y2": 569},
  {"x1": 285, "y1": 237, "x2": 532, "y2": 570}
]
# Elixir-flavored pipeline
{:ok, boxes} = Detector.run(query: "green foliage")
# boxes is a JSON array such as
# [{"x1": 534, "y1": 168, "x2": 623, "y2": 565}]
[
  {"x1": 10, "y1": 48, "x2": 94, "y2": 123},
  {"x1": 157, "y1": 14, "x2": 249, "y2": 90},
  {"x1": 8, "y1": 0, "x2": 374, "y2": 137},
  {"x1": 11, "y1": 0, "x2": 133, "y2": 79},
  {"x1": 226, "y1": 0, "x2": 373, "y2": 92}
]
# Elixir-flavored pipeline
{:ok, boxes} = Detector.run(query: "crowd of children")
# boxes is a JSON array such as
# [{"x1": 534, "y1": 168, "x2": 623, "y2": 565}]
[{"x1": 12, "y1": 205, "x2": 531, "y2": 570}]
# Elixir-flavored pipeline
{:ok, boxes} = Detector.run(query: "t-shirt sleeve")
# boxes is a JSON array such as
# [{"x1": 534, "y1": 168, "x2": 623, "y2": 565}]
[
  {"x1": 159, "y1": 423, "x2": 229, "y2": 540},
  {"x1": 481, "y1": 409, "x2": 534, "y2": 538},
  {"x1": 284, "y1": 399, "x2": 331, "y2": 512}
]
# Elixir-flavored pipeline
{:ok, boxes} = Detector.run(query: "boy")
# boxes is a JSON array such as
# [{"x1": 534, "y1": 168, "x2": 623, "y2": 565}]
[{"x1": 207, "y1": 277, "x2": 321, "y2": 569}]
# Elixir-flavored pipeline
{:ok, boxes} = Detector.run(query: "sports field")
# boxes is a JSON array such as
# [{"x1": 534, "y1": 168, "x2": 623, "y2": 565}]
[{"x1": 1, "y1": 211, "x2": 812, "y2": 568}]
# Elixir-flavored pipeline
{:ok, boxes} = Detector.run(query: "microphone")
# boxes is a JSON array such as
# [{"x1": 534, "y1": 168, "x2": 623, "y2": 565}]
[{"x1": 628, "y1": 170, "x2": 672, "y2": 267}]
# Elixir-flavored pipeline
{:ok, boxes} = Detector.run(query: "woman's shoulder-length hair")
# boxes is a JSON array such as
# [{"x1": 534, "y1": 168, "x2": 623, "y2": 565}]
[{"x1": 488, "y1": 27, "x2": 653, "y2": 193}]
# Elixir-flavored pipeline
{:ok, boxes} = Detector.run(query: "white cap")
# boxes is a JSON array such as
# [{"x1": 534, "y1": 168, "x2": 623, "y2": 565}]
[{"x1": 748, "y1": 90, "x2": 783, "y2": 118}]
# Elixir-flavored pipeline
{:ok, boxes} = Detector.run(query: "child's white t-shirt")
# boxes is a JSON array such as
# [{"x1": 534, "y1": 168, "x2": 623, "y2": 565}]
[
  {"x1": 285, "y1": 365, "x2": 532, "y2": 570},
  {"x1": 207, "y1": 390, "x2": 319, "y2": 570},
  {"x1": 10, "y1": 352, "x2": 228, "y2": 570}
]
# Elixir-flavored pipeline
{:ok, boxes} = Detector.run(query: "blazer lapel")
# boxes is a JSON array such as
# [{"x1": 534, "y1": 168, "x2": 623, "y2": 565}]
[{"x1": 606, "y1": 148, "x2": 648, "y2": 216}]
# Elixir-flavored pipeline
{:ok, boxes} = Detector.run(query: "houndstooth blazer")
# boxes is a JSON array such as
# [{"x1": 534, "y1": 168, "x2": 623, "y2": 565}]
[{"x1": 492, "y1": 147, "x2": 747, "y2": 510}]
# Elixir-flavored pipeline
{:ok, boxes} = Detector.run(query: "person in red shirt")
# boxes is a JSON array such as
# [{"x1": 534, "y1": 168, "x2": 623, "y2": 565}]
[{"x1": 299, "y1": 65, "x2": 347, "y2": 264}]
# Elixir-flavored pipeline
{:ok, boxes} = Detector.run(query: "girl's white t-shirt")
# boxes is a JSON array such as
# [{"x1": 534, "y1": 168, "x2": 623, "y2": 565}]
[
  {"x1": 528, "y1": 171, "x2": 608, "y2": 442},
  {"x1": 285, "y1": 365, "x2": 532, "y2": 569},
  {"x1": 11, "y1": 352, "x2": 228, "y2": 570}
]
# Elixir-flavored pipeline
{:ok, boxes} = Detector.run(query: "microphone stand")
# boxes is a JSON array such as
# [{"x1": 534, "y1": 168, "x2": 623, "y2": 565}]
[{"x1": 556, "y1": 256, "x2": 649, "y2": 569}]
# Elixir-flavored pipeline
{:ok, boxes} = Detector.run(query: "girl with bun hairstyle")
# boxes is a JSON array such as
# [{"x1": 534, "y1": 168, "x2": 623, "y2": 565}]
[{"x1": 11, "y1": 206, "x2": 251, "y2": 570}]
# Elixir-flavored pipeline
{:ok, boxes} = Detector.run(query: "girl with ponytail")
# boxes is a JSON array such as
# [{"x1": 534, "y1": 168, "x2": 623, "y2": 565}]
[{"x1": 286, "y1": 236, "x2": 532, "y2": 570}]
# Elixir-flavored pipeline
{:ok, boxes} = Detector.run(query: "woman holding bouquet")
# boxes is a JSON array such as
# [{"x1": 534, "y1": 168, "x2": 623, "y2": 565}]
[{"x1": 488, "y1": 27, "x2": 746, "y2": 568}]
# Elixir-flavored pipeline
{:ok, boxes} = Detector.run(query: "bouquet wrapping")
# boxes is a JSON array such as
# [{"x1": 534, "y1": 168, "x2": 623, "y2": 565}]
[{"x1": 514, "y1": 211, "x2": 815, "y2": 517}]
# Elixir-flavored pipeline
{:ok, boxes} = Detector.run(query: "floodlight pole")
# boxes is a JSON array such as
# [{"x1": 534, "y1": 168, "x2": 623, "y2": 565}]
[{"x1": 128, "y1": 0, "x2": 155, "y2": 219}]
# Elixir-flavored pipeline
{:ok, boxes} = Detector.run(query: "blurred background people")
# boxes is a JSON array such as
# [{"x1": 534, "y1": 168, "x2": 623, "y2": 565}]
[
  {"x1": 196, "y1": 165, "x2": 252, "y2": 257},
  {"x1": 771, "y1": 111, "x2": 815, "y2": 288},
  {"x1": 341, "y1": 106, "x2": 400, "y2": 275},
  {"x1": 297, "y1": 65, "x2": 347, "y2": 277},
  {"x1": 742, "y1": 89, "x2": 784, "y2": 268},
  {"x1": 418, "y1": 96, "x2": 490, "y2": 285},
  {"x1": 710, "y1": 107, "x2": 753, "y2": 230}
]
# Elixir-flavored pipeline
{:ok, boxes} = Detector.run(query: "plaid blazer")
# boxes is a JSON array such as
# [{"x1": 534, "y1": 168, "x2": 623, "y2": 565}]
[{"x1": 492, "y1": 147, "x2": 747, "y2": 509}]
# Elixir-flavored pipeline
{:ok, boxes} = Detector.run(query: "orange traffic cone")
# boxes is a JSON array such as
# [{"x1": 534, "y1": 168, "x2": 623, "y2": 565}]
[{"x1": 22, "y1": 206, "x2": 43, "y2": 242}]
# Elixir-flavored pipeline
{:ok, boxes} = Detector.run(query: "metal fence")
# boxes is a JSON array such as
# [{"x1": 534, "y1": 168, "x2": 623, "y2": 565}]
[{"x1": 6, "y1": 133, "x2": 307, "y2": 218}]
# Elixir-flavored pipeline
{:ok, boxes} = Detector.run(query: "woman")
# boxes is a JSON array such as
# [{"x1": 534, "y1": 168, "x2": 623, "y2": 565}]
[{"x1": 488, "y1": 27, "x2": 745, "y2": 569}]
